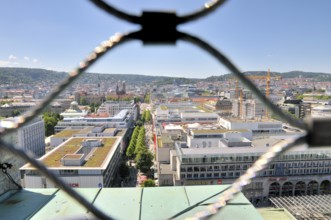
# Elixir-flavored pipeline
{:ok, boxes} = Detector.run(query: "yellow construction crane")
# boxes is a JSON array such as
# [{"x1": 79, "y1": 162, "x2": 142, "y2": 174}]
[{"x1": 230, "y1": 69, "x2": 282, "y2": 118}]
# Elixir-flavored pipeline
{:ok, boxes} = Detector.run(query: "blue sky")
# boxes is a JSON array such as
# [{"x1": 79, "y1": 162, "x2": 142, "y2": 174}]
[{"x1": 1, "y1": 0, "x2": 331, "y2": 78}]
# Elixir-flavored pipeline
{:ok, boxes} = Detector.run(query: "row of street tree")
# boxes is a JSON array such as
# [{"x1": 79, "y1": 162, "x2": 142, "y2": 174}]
[{"x1": 126, "y1": 126, "x2": 153, "y2": 174}]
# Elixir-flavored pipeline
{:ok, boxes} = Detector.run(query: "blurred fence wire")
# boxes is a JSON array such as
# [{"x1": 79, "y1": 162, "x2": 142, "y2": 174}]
[{"x1": 0, "y1": 0, "x2": 317, "y2": 219}]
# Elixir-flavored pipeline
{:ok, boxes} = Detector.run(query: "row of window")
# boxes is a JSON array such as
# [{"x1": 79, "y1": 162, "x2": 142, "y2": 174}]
[
  {"x1": 269, "y1": 161, "x2": 331, "y2": 169},
  {"x1": 181, "y1": 154, "x2": 331, "y2": 164},
  {"x1": 181, "y1": 164, "x2": 252, "y2": 172},
  {"x1": 193, "y1": 134, "x2": 224, "y2": 139},
  {"x1": 181, "y1": 161, "x2": 331, "y2": 173},
  {"x1": 182, "y1": 171, "x2": 243, "y2": 179},
  {"x1": 181, "y1": 168, "x2": 331, "y2": 179},
  {"x1": 181, "y1": 155, "x2": 259, "y2": 164}
]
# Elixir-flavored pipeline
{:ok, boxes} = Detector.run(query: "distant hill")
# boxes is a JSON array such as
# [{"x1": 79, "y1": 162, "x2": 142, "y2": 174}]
[
  {"x1": 0, "y1": 67, "x2": 67, "y2": 84},
  {"x1": 0, "y1": 67, "x2": 198, "y2": 86},
  {"x1": 204, "y1": 71, "x2": 331, "y2": 82},
  {"x1": 1, "y1": 67, "x2": 331, "y2": 86}
]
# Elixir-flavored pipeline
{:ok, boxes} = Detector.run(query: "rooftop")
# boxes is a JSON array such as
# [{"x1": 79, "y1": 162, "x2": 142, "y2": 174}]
[
  {"x1": 85, "y1": 113, "x2": 110, "y2": 118},
  {"x1": 53, "y1": 129, "x2": 80, "y2": 138},
  {"x1": 103, "y1": 128, "x2": 117, "y2": 134},
  {"x1": 191, "y1": 129, "x2": 250, "y2": 134},
  {"x1": 257, "y1": 208, "x2": 296, "y2": 220},
  {"x1": 223, "y1": 117, "x2": 281, "y2": 123},
  {"x1": 160, "y1": 105, "x2": 168, "y2": 110},
  {"x1": 181, "y1": 112, "x2": 218, "y2": 117},
  {"x1": 0, "y1": 186, "x2": 264, "y2": 220},
  {"x1": 22, "y1": 137, "x2": 118, "y2": 168},
  {"x1": 177, "y1": 140, "x2": 331, "y2": 157}
]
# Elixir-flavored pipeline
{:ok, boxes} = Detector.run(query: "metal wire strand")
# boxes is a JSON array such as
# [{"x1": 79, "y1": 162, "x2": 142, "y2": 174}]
[
  {"x1": 1, "y1": 165, "x2": 22, "y2": 190},
  {"x1": 178, "y1": 32, "x2": 307, "y2": 130},
  {"x1": 178, "y1": 0, "x2": 227, "y2": 24},
  {"x1": 0, "y1": 32, "x2": 135, "y2": 219},
  {"x1": 0, "y1": 33, "x2": 131, "y2": 137},
  {"x1": 89, "y1": 0, "x2": 226, "y2": 26},
  {"x1": 186, "y1": 136, "x2": 306, "y2": 220},
  {"x1": 89, "y1": 0, "x2": 141, "y2": 24},
  {"x1": 0, "y1": 139, "x2": 112, "y2": 220}
]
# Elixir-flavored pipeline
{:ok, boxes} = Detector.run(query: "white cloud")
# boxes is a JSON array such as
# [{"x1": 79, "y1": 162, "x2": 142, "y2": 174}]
[
  {"x1": 0, "y1": 60, "x2": 10, "y2": 66},
  {"x1": 8, "y1": 54, "x2": 17, "y2": 60},
  {"x1": 32, "y1": 58, "x2": 38, "y2": 63},
  {"x1": 24, "y1": 56, "x2": 30, "y2": 61}
]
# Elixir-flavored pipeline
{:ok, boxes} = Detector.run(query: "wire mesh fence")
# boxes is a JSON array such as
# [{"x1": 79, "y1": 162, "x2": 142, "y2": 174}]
[{"x1": 0, "y1": 0, "x2": 325, "y2": 219}]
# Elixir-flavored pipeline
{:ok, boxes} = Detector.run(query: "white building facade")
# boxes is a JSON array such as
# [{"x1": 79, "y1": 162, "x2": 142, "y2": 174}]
[
  {"x1": 21, "y1": 137, "x2": 123, "y2": 188},
  {"x1": 171, "y1": 144, "x2": 331, "y2": 201},
  {"x1": 18, "y1": 118, "x2": 45, "y2": 158}
]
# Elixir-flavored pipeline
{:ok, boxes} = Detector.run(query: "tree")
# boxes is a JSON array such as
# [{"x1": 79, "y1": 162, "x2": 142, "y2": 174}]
[
  {"x1": 135, "y1": 120, "x2": 143, "y2": 127},
  {"x1": 11, "y1": 109, "x2": 21, "y2": 117},
  {"x1": 142, "y1": 179, "x2": 155, "y2": 187},
  {"x1": 118, "y1": 162, "x2": 130, "y2": 179},
  {"x1": 126, "y1": 144, "x2": 134, "y2": 158},
  {"x1": 43, "y1": 112, "x2": 61, "y2": 136},
  {"x1": 145, "y1": 110, "x2": 151, "y2": 122},
  {"x1": 126, "y1": 126, "x2": 141, "y2": 157},
  {"x1": 80, "y1": 96, "x2": 87, "y2": 105},
  {"x1": 89, "y1": 103, "x2": 100, "y2": 113},
  {"x1": 135, "y1": 149, "x2": 153, "y2": 174},
  {"x1": 134, "y1": 142, "x2": 146, "y2": 155}
]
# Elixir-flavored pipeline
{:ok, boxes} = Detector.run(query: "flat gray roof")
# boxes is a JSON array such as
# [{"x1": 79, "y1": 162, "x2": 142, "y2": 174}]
[{"x1": 178, "y1": 139, "x2": 331, "y2": 156}]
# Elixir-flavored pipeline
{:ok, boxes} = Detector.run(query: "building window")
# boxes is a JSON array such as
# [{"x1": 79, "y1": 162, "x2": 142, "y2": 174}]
[
  {"x1": 214, "y1": 173, "x2": 219, "y2": 177},
  {"x1": 200, "y1": 174, "x2": 205, "y2": 178},
  {"x1": 207, "y1": 173, "x2": 212, "y2": 178},
  {"x1": 221, "y1": 173, "x2": 226, "y2": 177},
  {"x1": 187, "y1": 174, "x2": 192, "y2": 178},
  {"x1": 187, "y1": 167, "x2": 193, "y2": 172},
  {"x1": 194, "y1": 167, "x2": 200, "y2": 172},
  {"x1": 214, "y1": 166, "x2": 220, "y2": 171},
  {"x1": 59, "y1": 170, "x2": 78, "y2": 175},
  {"x1": 193, "y1": 174, "x2": 198, "y2": 178},
  {"x1": 200, "y1": 167, "x2": 206, "y2": 172}
]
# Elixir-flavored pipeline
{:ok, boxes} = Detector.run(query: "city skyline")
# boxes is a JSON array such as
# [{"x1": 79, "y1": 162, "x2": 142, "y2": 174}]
[{"x1": 1, "y1": 1, "x2": 331, "y2": 78}]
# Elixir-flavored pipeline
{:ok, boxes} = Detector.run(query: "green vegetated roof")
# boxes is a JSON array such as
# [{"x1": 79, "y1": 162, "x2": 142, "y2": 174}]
[
  {"x1": 160, "y1": 105, "x2": 168, "y2": 110},
  {"x1": 38, "y1": 138, "x2": 117, "y2": 168},
  {"x1": 53, "y1": 129, "x2": 80, "y2": 138},
  {"x1": 0, "y1": 186, "x2": 264, "y2": 220}
]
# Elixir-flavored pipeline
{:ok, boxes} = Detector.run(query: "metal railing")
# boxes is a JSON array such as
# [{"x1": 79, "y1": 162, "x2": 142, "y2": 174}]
[{"x1": 0, "y1": 0, "x2": 330, "y2": 219}]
